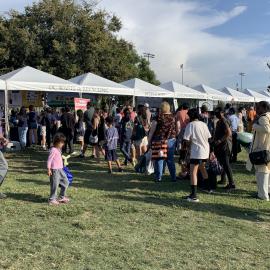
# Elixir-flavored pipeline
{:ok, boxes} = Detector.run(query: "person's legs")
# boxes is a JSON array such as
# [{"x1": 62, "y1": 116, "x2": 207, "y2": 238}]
[
  {"x1": 188, "y1": 163, "x2": 199, "y2": 199},
  {"x1": 58, "y1": 169, "x2": 69, "y2": 199},
  {"x1": 120, "y1": 141, "x2": 131, "y2": 164},
  {"x1": 166, "y1": 138, "x2": 176, "y2": 181},
  {"x1": 108, "y1": 161, "x2": 112, "y2": 173},
  {"x1": 19, "y1": 127, "x2": 28, "y2": 148},
  {"x1": 33, "y1": 128, "x2": 38, "y2": 145},
  {"x1": 82, "y1": 128, "x2": 91, "y2": 156},
  {"x1": 49, "y1": 170, "x2": 60, "y2": 201},
  {"x1": 68, "y1": 134, "x2": 74, "y2": 154},
  {"x1": 217, "y1": 154, "x2": 235, "y2": 187},
  {"x1": 28, "y1": 129, "x2": 32, "y2": 146},
  {"x1": 154, "y1": 159, "x2": 164, "y2": 181},
  {"x1": 0, "y1": 151, "x2": 8, "y2": 186},
  {"x1": 255, "y1": 172, "x2": 270, "y2": 201},
  {"x1": 231, "y1": 132, "x2": 238, "y2": 162}
]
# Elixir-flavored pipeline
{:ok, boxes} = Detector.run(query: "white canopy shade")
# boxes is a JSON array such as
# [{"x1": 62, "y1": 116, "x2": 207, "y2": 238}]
[
  {"x1": 0, "y1": 80, "x2": 5, "y2": 90},
  {"x1": 121, "y1": 78, "x2": 174, "y2": 98},
  {"x1": 70, "y1": 72, "x2": 134, "y2": 96},
  {"x1": 262, "y1": 90, "x2": 270, "y2": 98},
  {"x1": 221, "y1": 87, "x2": 254, "y2": 103},
  {"x1": 193, "y1": 84, "x2": 232, "y2": 101},
  {"x1": 0, "y1": 66, "x2": 81, "y2": 93},
  {"x1": 160, "y1": 81, "x2": 207, "y2": 99},
  {"x1": 243, "y1": 89, "x2": 270, "y2": 103}
]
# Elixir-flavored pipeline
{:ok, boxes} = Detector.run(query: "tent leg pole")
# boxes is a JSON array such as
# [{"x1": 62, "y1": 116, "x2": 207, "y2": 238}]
[
  {"x1": 132, "y1": 96, "x2": 136, "y2": 107},
  {"x1": 4, "y1": 81, "x2": 9, "y2": 139}
]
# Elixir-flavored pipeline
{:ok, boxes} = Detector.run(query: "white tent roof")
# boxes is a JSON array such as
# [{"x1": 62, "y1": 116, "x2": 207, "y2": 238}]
[
  {"x1": 70, "y1": 72, "x2": 134, "y2": 96},
  {"x1": 193, "y1": 84, "x2": 232, "y2": 101},
  {"x1": 0, "y1": 66, "x2": 80, "y2": 92},
  {"x1": 262, "y1": 90, "x2": 270, "y2": 98},
  {"x1": 160, "y1": 81, "x2": 207, "y2": 99},
  {"x1": 121, "y1": 78, "x2": 174, "y2": 98},
  {"x1": 243, "y1": 89, "x2": 270, "y2": 102},
  {"x1": 0, "y1": 80, "x2": 5, "y2": 90},
  {"x1": 221, "y1": 87, "x2": 254, "y2": 103}
]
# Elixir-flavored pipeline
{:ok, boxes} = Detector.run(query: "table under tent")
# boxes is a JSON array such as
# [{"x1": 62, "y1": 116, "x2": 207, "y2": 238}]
[{"x1": 0, "y1": 66, "x2": 82, "y2": 137}]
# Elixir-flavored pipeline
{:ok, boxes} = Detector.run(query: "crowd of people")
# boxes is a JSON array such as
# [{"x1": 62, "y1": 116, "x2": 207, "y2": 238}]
[{"x1": 0, "y1": 99, "x2": 269, "y2": 204}]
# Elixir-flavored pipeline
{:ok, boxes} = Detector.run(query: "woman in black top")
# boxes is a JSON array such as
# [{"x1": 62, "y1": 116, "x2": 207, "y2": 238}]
[{"x1": 213, "y1": 107, "x2": 235, "y2": 190}]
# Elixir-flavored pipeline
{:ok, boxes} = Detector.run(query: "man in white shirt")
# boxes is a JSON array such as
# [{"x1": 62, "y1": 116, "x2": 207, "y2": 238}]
[
  {"x1": 228, "y1": 107, "x2": 240, "y2": 162},
  {"x1": 183, "y1": 108, "x2": 212, "y2": 202}
]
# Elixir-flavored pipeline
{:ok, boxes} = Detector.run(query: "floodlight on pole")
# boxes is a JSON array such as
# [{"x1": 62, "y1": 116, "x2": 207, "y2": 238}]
[
  {"x1": 180, "y1": 64, "x2": 184, "y2": 85},
  {"x1": 239, "y1": 72, "x2": 246, "y2": 91},
  {"x1": 143, "y1": 52, "x2": 155, "y2": 63}
]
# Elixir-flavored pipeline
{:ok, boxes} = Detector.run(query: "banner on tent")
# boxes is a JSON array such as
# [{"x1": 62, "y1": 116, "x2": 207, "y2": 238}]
[
  {"x1": 22, "y1": 91, "x2": 43, "y2": 107},
  {"x1": 74, "y1": 98, "x2": 90, "y2": 111}
]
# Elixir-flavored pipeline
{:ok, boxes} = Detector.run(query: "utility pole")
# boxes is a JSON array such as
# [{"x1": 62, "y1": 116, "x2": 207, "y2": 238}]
[
  {"x1": 180, "y1": 64, "x2": 184, "y2": 85},
  {"x1": 143, "y1": 53, "x2": 155, "y2": 63},
  {"x1": 239, "y1": 72, "x2": 246, "y2": 91}
]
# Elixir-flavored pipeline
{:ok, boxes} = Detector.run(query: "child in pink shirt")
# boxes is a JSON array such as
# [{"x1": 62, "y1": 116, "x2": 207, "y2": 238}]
[{"x1": 47, "y1": 133, "x2": 69, "y2": 205}]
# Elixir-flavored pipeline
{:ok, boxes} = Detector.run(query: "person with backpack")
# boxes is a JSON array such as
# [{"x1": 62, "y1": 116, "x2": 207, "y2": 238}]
[
  {"x1": 133, "y1": 105, "x2": 150, "y2": 159},
  {"x1": 120, "y1": 108, "x2": 134, "y2": 166}
]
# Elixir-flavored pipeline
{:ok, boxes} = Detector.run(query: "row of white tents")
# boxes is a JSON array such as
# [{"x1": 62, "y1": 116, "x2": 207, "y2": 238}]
[
  {"x1": 1, "y1": 66, "x2": 270, "y2": 102},
  {"x1": 1, "y1": 66, "x2": 270, "y2": 135}
]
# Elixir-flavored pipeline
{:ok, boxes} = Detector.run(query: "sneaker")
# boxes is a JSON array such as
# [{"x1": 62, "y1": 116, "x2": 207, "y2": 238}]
[
  {"x1": 118, "y1": 168, "x2": 124, "y2": 173},
  {"x1": 78, "y1": 154, "x2": 85, "y2": 158},
  {"x1": 155, "y1": 179, "x2": 162, "y2": 182},
  {"x1": 108, "y1": 169, "x2": 113, "y2": 174},
  {"x1": 202, "y1": 189, "x2": 214, "y2": 194},
  {"x1": 185, "y1": 195, "x2": 199, "y2": 202},
  {"x1": 42, "y1": 145, "x2": 47, "y2": 150},
  {"x1": 49, "y1": 199, "x2": 60, "y2": 206},
  {"x1": 0, "y1": 193, "x2": 7, "y2": 199},
  {"x1": 132, "y1": 160, "x2": 137, "y2": 167},
  {"x1": 58, "y1": 197, "x2": 70, "y2": 204}
]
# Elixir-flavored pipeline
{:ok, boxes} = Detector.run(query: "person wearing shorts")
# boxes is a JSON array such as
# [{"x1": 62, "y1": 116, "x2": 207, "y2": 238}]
[{"x1": 183, "y1": 108, "x2": 211, "y2": 202}]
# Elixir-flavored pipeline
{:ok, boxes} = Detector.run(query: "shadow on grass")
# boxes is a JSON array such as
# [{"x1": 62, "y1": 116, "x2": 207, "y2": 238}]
[
  {"x1": 106, "y1": 194, "x2": 269, "y2": 222},
  {"x1": 5, "y1": 192, "x2": 47, "y2": 203}
]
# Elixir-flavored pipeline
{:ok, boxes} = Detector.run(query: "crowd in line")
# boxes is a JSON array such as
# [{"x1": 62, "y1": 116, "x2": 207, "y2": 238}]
[{"x1": 0, "y1": 100, "x2": 269, "y2": 204}]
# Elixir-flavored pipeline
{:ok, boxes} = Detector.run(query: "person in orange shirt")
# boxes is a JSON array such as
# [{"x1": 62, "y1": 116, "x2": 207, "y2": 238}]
[{"x1": 247, "y1": 106, "x2": 256, "y2": 132}]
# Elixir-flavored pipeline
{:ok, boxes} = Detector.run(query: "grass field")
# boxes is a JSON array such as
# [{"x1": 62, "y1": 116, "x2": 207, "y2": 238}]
[{"x1": 0, "y1": 148, "x2": 269, "y2": 270}]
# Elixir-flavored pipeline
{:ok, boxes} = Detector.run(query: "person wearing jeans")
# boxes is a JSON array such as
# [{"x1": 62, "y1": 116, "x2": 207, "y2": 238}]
[
  {"x1": 148, "y1": 102, "x2": 177, "y2": 182},
  {"x1": 17, "y1": 106, "x2": 28, "y2": 149},
  {"x1": 120, "y1": 141, "x2": 132, "y2": 165},
  {"x1": 154, "y1": 138, "x2": 176, "y2": 182}
]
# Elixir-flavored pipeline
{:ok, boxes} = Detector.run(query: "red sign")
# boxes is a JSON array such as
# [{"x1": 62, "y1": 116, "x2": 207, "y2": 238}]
[{"x1": 74, "y1": 98, "x2": 90, "y2": 111}]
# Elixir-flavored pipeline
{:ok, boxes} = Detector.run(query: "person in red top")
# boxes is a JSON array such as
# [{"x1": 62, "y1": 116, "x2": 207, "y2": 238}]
[{"x1": 176, "y1": 103, "x2": 190, "y2": 130}]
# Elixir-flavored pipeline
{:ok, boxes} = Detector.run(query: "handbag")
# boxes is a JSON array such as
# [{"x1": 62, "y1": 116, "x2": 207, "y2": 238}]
[{"x1": 249, "y1": 130, "x2": 270, "y2": 165}]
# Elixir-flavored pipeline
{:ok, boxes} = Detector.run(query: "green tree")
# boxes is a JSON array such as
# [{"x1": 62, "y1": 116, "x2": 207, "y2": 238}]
[
  {"x1": 0, "y1": 0, "x2": 158, "y2": 85},
  {"x1": 137, "y1": 57, "x2": 160, "y2": 85}
]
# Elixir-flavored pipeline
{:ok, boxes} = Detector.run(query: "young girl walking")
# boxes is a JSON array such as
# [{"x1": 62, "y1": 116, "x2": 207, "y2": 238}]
[{"x1": 47, "y1": 133, "x2": 70, "y2": 205}]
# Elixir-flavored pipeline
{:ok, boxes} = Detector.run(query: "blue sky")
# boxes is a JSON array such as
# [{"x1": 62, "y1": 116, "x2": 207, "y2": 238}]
[{"x1": 1, "y1": 0, "x2": 270, "y2": 90}]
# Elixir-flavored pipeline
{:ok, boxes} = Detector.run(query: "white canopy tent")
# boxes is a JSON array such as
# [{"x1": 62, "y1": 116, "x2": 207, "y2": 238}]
[
  {"x1": 262, "y1": 90, "x2": 270, "y2": 98},
  {"x1": 221, "y1": 87, "x2": 254, "y2": 103},
  {"x1": 243, "y1": 89, "x2": 270, "y2": 103},
  {"x1": 0, "y1": 66, "x2": 82, "y2": 137},
  {"x1": 121, "y1": 78, "x2": 174, "y2": 98},
  {"x1": 193, "y1": 84, "x2": 232, "y2": 101},
  {"x1": 70, "y1": 72, "x2": 134, "y2": 96},
  {"x1": 0, "y1": 66, "x2": 81, "y2": 93},
  {"x1": 160, "y1": 81, "x2": 208, "y2": 99}
]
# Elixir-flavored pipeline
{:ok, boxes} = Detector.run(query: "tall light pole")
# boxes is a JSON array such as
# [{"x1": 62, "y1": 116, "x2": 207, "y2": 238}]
[
  {"x1": 143, "y1": 53, "x2": 155, "y2": 63},
  {"x1": 239, "y1": 72, "x2": 246, "y2": 91},
  {"x1": 180, "y1": 64, "x2": 184, "y2": 85}
]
